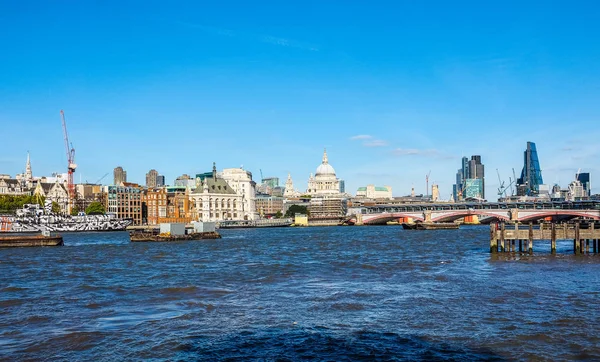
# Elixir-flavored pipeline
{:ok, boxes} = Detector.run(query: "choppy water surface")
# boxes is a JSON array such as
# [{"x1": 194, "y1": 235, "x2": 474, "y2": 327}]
[{"x1": 1, "y1": 226, "x2": 599, "y2": 361}]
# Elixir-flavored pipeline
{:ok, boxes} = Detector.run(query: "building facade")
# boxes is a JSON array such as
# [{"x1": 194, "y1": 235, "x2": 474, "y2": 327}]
[
  {"x1": 577, "y1": 172, "x2": 591, "y2": 197},
  {"x1": 144, "y1": 187, "x2": 196, "y2": 225},
  {"x1": 517, "y1": 142, "x2": 543, "y2": 196},
  {"x1": 306, "y1": 149, "x2": 341, "y2": 197},
  {"x1": 146, "y1": 169, "x2": 159, "y2": 188},
  {"x1": 283, "y1": 173, "x2": 300, "y2": 198},
  {"x1": 220, "y1": 167, "x2": 257, "y2": 221},
  {"x1": 255, "y1": 194, "x2": 284, "y2": 216},
  {"x1": 105, "y1": 184, "x2": 143, "y2": 225},
  {"x1": 33, "y1": 181, "x2": 69, "y2": 213},
  {"x1": 453, "y1": 155, "x2": 485, "y2": 201},
  {"x1": 356, "y1": 185, "x2": 393, "y2": 200},
  {"x1": 113, "y1": 166, "x2": 127, "y2": 185},
  {"x1": 262, "y1": 177, "x2": 279, "y2": 189},
  {"x1": 190, "y1": 164, "x2": 244, "y2": 222}
]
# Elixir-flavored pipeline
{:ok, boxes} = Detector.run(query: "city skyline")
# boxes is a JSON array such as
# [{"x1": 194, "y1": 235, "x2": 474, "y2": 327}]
[{"x1": 1, "y1": 2, "x2": 599, "y2": 198}]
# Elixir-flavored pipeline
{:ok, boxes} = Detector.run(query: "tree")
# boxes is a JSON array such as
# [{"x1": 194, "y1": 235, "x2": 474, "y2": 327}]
[
  {"x1": 285, "y1": 205, "x2": 309, "y2": 218},
  {"x1": 70, "y1": 205, "x2": 80, "y2": 216},
  {"x1": 275, "y1": 211, "x2": 283, "y2": 219},
  {"x1": 85, "y1": 202, "x2": 106, "y2": 215},
  {"x1": 51, "y1": 201, "x2": 61, "y2": 214}
]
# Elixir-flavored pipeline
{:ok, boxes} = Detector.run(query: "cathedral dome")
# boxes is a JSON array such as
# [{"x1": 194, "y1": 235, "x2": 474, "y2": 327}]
[
  {"x1": 315, "y1": 149, "x2": 336, "y2": 176},
  {"x1": 316, "y1": 163, "x2": 336, "y2": 176}
]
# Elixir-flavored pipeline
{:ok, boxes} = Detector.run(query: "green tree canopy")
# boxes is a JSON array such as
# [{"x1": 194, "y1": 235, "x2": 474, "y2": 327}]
[
  {"x1": 275, "y1": 211, "x2": 283, "y2": 219},
  {"x1": 85, "y1": 202, "x2": 106, "y2": 215},
  {"x1": 51, "y1": 201, "x2": 61, "y2": 214},
  {"x1": 70, "y1": 205, "x2": 80, "y2": 216},
  {"x1": 285, "y1": 205, "x2": 309, "y2": 218},
  {"x1": 0, "y1": 195, "x2": 39, "y2": 213}
]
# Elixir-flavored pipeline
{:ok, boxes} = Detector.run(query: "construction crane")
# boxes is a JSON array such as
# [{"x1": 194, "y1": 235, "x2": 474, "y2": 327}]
[
  {"x1": 512, "y1": 168, "x2": 518, "y2": 196},
  {"x1": 95, "y1": 172, "x2": 109, "y2": 185},
  {"x1": 425, "y1": 171, "x2": 431, "y2": 198},
  {"x1": 496, "y1": 169, "x2": 515, "y2": 199},
  {"x1": 60, "y1": 110, "x2": 77, "y2": 213}
]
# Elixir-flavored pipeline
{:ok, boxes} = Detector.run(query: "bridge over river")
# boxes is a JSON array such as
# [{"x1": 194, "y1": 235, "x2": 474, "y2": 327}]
[{"x1": 349, "y1": 201, "x2": 600, "y2": 225}]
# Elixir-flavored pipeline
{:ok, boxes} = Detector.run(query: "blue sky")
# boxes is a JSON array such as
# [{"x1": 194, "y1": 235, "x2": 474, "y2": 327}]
[{"x1": 1, "y1": 1, "x2": 599, "y2": 199}]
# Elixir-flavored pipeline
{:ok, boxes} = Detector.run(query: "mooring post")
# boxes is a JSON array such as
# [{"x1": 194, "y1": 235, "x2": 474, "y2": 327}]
[
  {"x1": 500, "y1": 222, "x2": 505, "y2": 252},
  {"x1": 528, "y1": 223, "x2": 534, "y2": 254},
  {"x1": 490, "y1": 223, "x2": 498, "y2": 253},
  {"x1": 519, "y1": 239, "x2": 522, "y2": 252},
  {"x1": 551, "y1": 222, "x2": 557, "y2": 254},
  {"x1": 575, "y1": 222, "x2": 581, "y2": 255}
]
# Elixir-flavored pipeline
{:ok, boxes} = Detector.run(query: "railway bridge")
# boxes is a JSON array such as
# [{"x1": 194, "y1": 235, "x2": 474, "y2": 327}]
[{"x1": 349, "y1": 201, "x2": 600, "y2": 225}]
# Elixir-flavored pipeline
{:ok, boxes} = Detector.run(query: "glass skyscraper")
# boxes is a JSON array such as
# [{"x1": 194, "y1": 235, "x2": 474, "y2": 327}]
[
  {"x1": 517, "y1": 141, "x2": 543, "y2": 196},
  {"x1": 453, "y1": 155, "x2": 485, "y2": 201}
]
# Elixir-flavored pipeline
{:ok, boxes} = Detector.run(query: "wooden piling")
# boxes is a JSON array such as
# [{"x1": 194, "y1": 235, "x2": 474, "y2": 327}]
[
  {"x1": 551, "y1": 222, "x2": 557, "y2": 254},
  {"x1": 490, "y1": 224, "x2": 498, "y2": 253},
  {"x1": 585, "y1": 239, "x2": 588, "y2": 253},
  {"x1": 528, "y1": 223, "x2": 534, "y2": 253},
  {"x1": 574, "y1": 223, "x2": 580, "y2": 254},
  {"x1": 500, "y1": 222, "x2": 506, "y2": 252}
]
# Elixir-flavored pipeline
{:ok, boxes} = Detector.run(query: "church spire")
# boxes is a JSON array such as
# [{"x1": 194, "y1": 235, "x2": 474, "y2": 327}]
[
  {"x1": 25, "y1": 151, "x2": 32, "y2": 180},
  {"x1": 322, "y1": 148, "x2": 328, "y2": 165}
]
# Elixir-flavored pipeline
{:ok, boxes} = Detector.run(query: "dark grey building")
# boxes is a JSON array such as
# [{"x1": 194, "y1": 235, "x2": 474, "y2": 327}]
[{"x1": 576, "y1": 172, "x2": 591, "y2": 197}]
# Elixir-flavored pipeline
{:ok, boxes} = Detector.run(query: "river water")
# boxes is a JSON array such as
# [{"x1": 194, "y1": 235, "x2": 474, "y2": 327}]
[{"x1": 1, "y1": 226, "x2": 599, "y2": 361}]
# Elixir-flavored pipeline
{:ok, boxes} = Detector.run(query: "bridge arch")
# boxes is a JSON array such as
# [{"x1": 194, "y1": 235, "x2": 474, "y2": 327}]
[
  {"x1": 362, "y1": 213, "x2": 424, "y2": 225},
  {"x1": 432, "y1": 210, "x2": 510, "y2": 223},
  {"x1": 518, "y1": 211, "x2": 600, "y2": 223}
]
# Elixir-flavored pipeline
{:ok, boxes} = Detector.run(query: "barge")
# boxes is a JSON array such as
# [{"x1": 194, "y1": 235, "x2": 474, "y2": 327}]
[
  {"x1": 402, "y1": 222, "x2": 459, "y2": 230},
  {"x1": 129, "y1": 231, "x2": 221, "y2": 242},
  {"x1": 0, "y1": 234, "x2": 64, "y2": 247}
]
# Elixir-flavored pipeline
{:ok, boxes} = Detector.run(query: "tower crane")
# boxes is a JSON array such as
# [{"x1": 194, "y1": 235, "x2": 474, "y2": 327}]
[
  {"x1": 60, "y1": 110, "x2": 77, "y2": 213},
  {"x1": 426, "y1": 170, "x2": 431, "y2": 198},
  {"x1": 95, "y1": 172, "x2": 109, "y2": 185}
]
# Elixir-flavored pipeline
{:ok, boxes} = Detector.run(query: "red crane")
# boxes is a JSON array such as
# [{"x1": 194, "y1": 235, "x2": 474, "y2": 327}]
[{"x1": 60, "y1": 110, "x2": 77, "y2": 212}]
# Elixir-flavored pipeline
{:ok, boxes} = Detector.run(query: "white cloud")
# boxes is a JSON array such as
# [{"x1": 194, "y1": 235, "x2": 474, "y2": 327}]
[
  {"x1": 363, "y1": 140, "x2": 388, "y2": 147},
  {"x1": 392, "y1": 148, "x2": 440, "y2": 157},
  {"x1": 350, "y1": 135, "x2": 372, "y2": 140}
]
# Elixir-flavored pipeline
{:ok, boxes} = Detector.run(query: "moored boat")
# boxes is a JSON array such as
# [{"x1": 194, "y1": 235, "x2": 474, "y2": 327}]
[
  {"x1": 402, "y1": 222, "x2": 459, "y2": 230},
  {"x1": 129, "y1": 231, "x2": 221, "y2": 242},
  {"x1": 0, "y1": 234, "x2": 64, "y2": 247}
]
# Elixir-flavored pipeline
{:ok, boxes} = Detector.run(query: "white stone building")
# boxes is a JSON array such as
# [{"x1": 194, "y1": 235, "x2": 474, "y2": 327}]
[
  {"x1": 356, "y1": 185, "x2": 393, "y2": 200},
  {"x1": 190, "y1": 164, "x2": 245, "y2": 222},
  {"x1": 306, "y1": 149, "x2": 342, "y2": 197},
  {"x1": 283, "y1": 173, "x2": 300, "y2": 198},
  {"x1": 220, "y1": 167, "x2": 258, "y2": 220},
  {"x1": 33, "y1": 181, "x2": 69, "y2": 213}
]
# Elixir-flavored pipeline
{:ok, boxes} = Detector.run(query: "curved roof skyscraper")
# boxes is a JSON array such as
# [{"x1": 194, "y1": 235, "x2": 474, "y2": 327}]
[{"x1": 517, "y1": 141, "x2": 543, "y2": 196}]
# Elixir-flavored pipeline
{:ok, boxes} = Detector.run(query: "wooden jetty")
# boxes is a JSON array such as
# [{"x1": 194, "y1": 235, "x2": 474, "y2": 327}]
[
  {"x1": 0, "y1": 234, "x2": 64, "y2": 247},
  {"x1": 490, "y1": 222, "x2": 600, "y2": 254}
]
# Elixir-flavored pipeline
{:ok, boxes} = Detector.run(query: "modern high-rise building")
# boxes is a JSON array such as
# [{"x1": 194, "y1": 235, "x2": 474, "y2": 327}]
[
  {"x1": 576, "y1": 172, "x2": 591, "y2": 197},
  {"x1": 339, "y1": 180, "x2": 345, "y2": 194},
  {"x1": 113, "y1": 166, "x2": 127, "y2": 185},
  {"x1": 262, "y1": 177, "x2": 279, "y2": 189},
  {"x1": 517, "y1": 142, "x2": 543, "y2": 196},
  {"x1": 156, "y1": 175, "x2": 165, "y2": 187},
  {"x1": 453, "y1": 155, "x2": 485, "y2": 201},
  {"x1": 146, "y1": 169, "x2": 159, "y2": 188}
]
